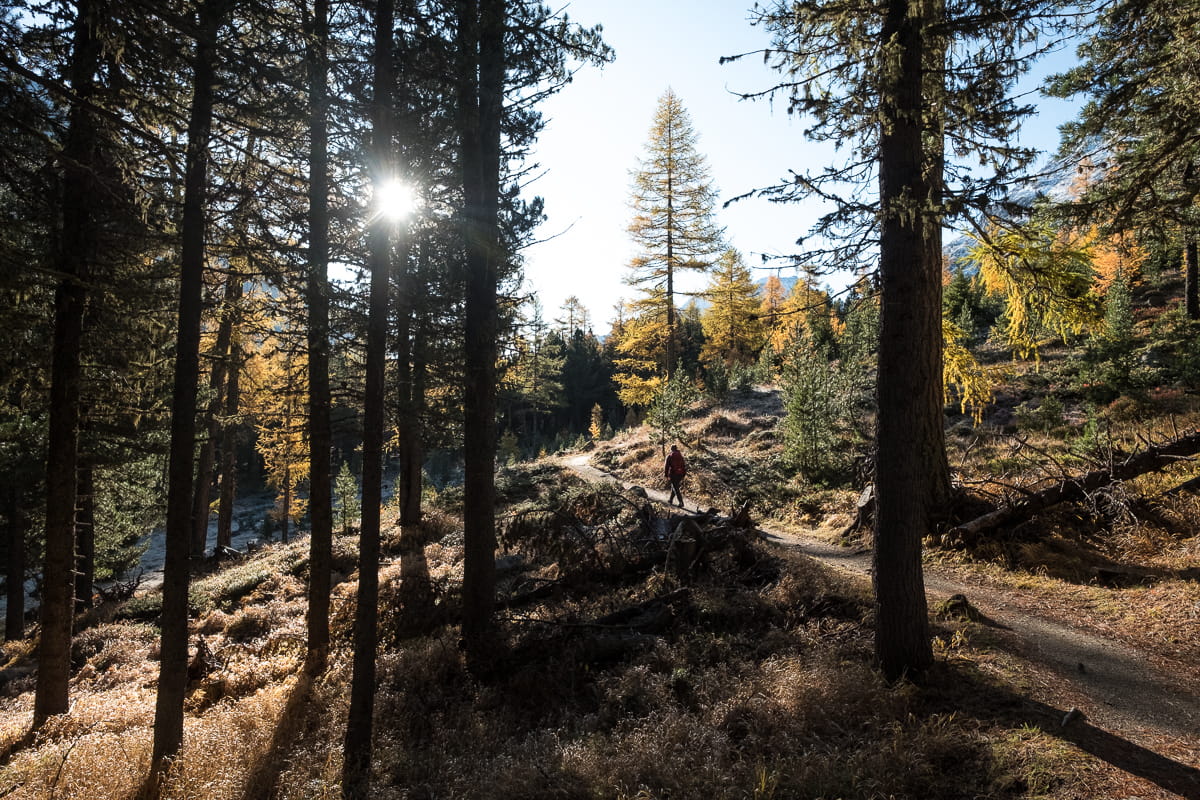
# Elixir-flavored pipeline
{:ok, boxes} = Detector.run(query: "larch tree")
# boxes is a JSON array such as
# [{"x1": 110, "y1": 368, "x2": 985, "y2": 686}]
[
  {"x1": 623, "y1": 88, "x2": 724, "y2": 387},
  {"x1": 966, "y1": 221, "x2": 1101, "y2": 361},
  {"x1": 700, "y1": 248, "x2": 764, "y2": 369},
  {"x1": 742, "y1": 0, "x2": 1075, "y2": 680},
  {"x1": 245, "y1": 330, "x2": 310, "y2": 543},
  {"x1": 555, "y1": 295, "x2": 592, "y2": 336}
]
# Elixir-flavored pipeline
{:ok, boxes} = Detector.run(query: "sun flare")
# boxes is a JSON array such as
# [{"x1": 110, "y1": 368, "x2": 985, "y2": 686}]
[{"x1": 376, "y1": 179, "x2": 418, "y2": 222}]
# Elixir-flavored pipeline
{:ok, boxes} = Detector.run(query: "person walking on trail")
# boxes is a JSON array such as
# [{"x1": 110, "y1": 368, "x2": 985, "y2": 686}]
[{"x1": 665, "y1": 444, "x2": 687, "y2": 507}]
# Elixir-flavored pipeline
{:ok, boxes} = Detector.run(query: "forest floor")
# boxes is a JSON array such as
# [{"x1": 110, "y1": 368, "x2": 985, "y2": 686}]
[
  {"x1": 2, "y1": 387, "x2": 1200, "y2": 798},
  {"x1": 571, "y1": 382, "x2": 1200, "y2": 799}
]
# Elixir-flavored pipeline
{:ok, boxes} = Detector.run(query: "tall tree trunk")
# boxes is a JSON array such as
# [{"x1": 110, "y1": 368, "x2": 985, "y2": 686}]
[
  {"x1": 921, "y1": 0, "x2": 951, "y2": 510},
  {"x1": 216, "y1": 340, "x2": 241, "y2": 550},
  {"x1": 396, "y1": 234, "x2": 431, "y2": 627},
  {"x1": 4, "y1": 484, "x2": 26, "y2": 641},
  {"x1": 872, "y1": 0, "x2": 937, "y2": 682},
  {"x1": 150, "y1": 0, "x2": 224, "y2": 775},
  {"x1": 459, "y1": 0, "x2": 505, "y2": 669},
  {"x1": 35, "y1": 0, "x2": 101, "y2": 726},
  {"x1": 304, "y1": 0, "x2": 333, "y2": 674},
  {"x1": 74, "y1": 463, "x2": 95, "y2": 612},
  {"x1": 342, "y1": 0, "x2": 394, "y2": 794},
  {"x1": 1185, "y1": 235, "x2": 1198, "y2": 321},
  {"x1": 190, "y1": 269, "x2": 239, "y2": 557},
  {"x1": 395, "y1": 234, "x2": 423, "y2": 529}
]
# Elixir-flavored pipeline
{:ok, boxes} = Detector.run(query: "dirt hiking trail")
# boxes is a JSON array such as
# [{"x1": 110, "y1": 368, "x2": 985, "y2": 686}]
[{"x1": 564, "y1": 453, "x2": 1200, "y2": 799}]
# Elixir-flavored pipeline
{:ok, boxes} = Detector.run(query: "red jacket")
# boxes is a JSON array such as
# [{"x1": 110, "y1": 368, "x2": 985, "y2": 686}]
[{"x1": 665, "y1": 450, "x2": 686, "y2": 478}]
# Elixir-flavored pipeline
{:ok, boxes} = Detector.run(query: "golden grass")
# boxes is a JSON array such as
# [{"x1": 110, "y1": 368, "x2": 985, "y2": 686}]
[{"x1": 4, "y1": 388, "x2": 1197, "y2": 798}]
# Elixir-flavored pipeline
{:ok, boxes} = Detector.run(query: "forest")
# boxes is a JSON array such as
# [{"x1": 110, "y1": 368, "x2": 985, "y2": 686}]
[{"x1": 0, "y1": 0, "x2": 1198, "y2": 798}]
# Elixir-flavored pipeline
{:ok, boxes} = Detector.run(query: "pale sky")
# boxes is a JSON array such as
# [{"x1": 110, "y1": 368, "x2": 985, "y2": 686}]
[{"x1": 520, "y1": 1, "x2": 1082, "y2": 330}]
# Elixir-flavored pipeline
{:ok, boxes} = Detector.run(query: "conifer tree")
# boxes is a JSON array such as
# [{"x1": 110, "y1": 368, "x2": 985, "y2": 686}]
[
  {"x1": 304, "y1": 0, "x2": 334, "y2": 672},
  {"x1": 33, "y1": 0, "x2": 103, "y2": 726},
  {"x1": 700, "y1": 248, "x2": 764, "y2": 369},
  {"x1": 153, "y1": 0, "x2": 230, "y2": 773},
  {"x1": 343, "y1": 0, "x2": 397, "y2": 793},
  {"x1": 556, "y1": 295, "x2": 592, "y2": 335},
  {"x1": 623, "y1": 89, "x2": 723, "y2": 385},
  {"x1": 1049, "y1": 0, "x2": 1200, "y2": 319},
  {"x1": 966, "y1": 221, "x2": 1102, "y2": 361},
  {"x1": 743, "y1": 0, "x2": 1072, "y2": 680}
]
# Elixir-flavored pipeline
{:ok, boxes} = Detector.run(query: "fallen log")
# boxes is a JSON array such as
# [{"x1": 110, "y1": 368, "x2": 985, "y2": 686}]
[{"x1": 948, "y1": 428, "x2": 1200, "y2": 545}]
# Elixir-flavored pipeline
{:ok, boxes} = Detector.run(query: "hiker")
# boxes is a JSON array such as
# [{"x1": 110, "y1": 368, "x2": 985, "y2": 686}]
[{"x1": 664, "y1": 444, "x2": 687, "y2": 507}]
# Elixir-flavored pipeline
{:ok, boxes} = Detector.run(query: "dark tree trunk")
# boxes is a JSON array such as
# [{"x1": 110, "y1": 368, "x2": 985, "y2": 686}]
[
  {"x1": 35, "y1": 0, "x2": 101, "y2": 726},
  {"x1": 305, "y1": 0, "x2": 333, "y2": 674},
  {"x1": 4, "y1": 484, "x2": 26, "y2": 641},
  {"x1": 395, "y1": 236, "x2": 432, "y2": 626},
  {"x1": 872, "y1": 0, "x2": 938, "y2": 682},
  {"x1": 458, "y1": 0, "x2": 505, "y2": 668},
  {"x1": 216, "y1": 340, "x2": 241, "y2": 550},
  {"x1": 342, "y1": 0, "x2": 394, "y2": 794},
  {"x1": 151, "y1": 0, "x2": 224, "y2": 775},
  {"x1": 189, "y1": 269, "x2": 238, "y2": 557},
  {"x1": 74, "y1": 463, "x2": 95, "y2": 612},
  {"x1": 395, "y1": 239, "x2": 423, "y2": 529},
  {"x1": 1185, "y1": 235, "x2": 1198, "y2": 321}
]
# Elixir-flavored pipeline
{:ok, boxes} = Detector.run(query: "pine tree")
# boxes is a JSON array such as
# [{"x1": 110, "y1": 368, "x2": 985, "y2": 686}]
[
  {"x1": 304, "y1": 0, "x2": 334, "y2": 673},
  {"x1": 623, "y1": 89, "x2": 724, "y2": 384},
  {"x1": 33, "y1": 0, "x2": 103, "y2": 726},
  {"x1": 781, "y1": 335, "x2": 848, "y2": 482},
  {"x1": 700, "y1": 248, "x2": 764, "y2": 369},
  {"x1": 343, "y1": 0, "x2": 397, "y2": 792},
  {"x1": 154, "y1": 0, "x2": 230, "y2": 773},
  {"x1": 333, "y1": 462, "x2": 360, "y2": 537},
  {"x1": 1049, "y1": 0, "x2": 1200, "y2": 319},
  {"x1": 744, "y1": 0, "x2": 1071, "y2": 680}
]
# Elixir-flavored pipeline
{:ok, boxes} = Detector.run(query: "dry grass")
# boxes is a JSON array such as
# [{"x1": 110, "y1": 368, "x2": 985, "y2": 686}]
[{"x1": 3, "y1": 383, "x2": 1198, "y2": 798}]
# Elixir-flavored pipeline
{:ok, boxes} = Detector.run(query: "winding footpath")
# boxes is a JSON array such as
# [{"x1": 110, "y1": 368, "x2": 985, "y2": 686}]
[{"x1": 564, "y1": 453, "x2": 1200, "y2": 799}]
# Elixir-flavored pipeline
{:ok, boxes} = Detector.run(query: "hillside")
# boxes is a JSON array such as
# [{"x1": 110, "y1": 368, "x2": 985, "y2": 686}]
[{"x1": 0, "y1": 359, "x2": 1197, "y2": 798}]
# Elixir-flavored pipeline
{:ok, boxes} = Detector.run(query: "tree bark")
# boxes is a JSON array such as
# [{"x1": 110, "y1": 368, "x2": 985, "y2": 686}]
[
  {"x1": 74, "y1": 463, "x2": 95, "y2": 612},
  {"x1": 459, "y1": 0, "x2": 505, "y2": 669},
  {"x1": 151, "y1": 0, "x2": 224, "y2": 775},
  {"x1": 872, "y1": 0, "x2": 938, "y2": 682},
  {"x1": 35, "y1": 0, "x2": 101, "y2": 726},
  {"x1": 304, "y1": 0, "x2": 333, "y2": 674},
  {"x1": 1184, "y1": 235, "x2": 1198, "y2": 321},
  {"x1": 189, "y1": 269, "x2": 239, "y2": 557},
  {"x1": 342, "y1": 0, "x2": 394, "y2": 794},
  {"x1": 4, "y1": 484, "x2": 25, "y2": 641},
  {"x1": 216, "y1": 339, "x2": 241, "y2": 550},
  {"x1": 395, "y1": 237, "x2": 423, "y2": 529}
]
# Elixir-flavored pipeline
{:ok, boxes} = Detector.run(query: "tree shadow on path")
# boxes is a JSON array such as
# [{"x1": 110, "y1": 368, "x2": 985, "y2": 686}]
[{"x1": 927, "y1": 661, "x2": 1200, "y2": 799}]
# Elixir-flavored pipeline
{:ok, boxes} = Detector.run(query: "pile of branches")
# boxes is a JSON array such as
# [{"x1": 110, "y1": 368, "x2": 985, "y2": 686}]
[
  {"x1": 499, "y1": 485, "x2": 761, "y2": 608},
  {"x1": 946, "y1": 428, "x2": 1200, "y2": 547}
]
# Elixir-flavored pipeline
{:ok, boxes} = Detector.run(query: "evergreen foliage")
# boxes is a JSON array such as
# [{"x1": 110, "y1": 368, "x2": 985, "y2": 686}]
[
  {"x1": 645, "y1": 369, "x2": 697, "y2": 456},
  {"x1": 333, "y1": 461, "x2": 360, "y2": 537},
  {"x1": 781, "y1": 336, "x2": 850, "y2": 483},
  {"x1": 1049, "y1": 0, "x2": 1200, "y2": 319}
]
